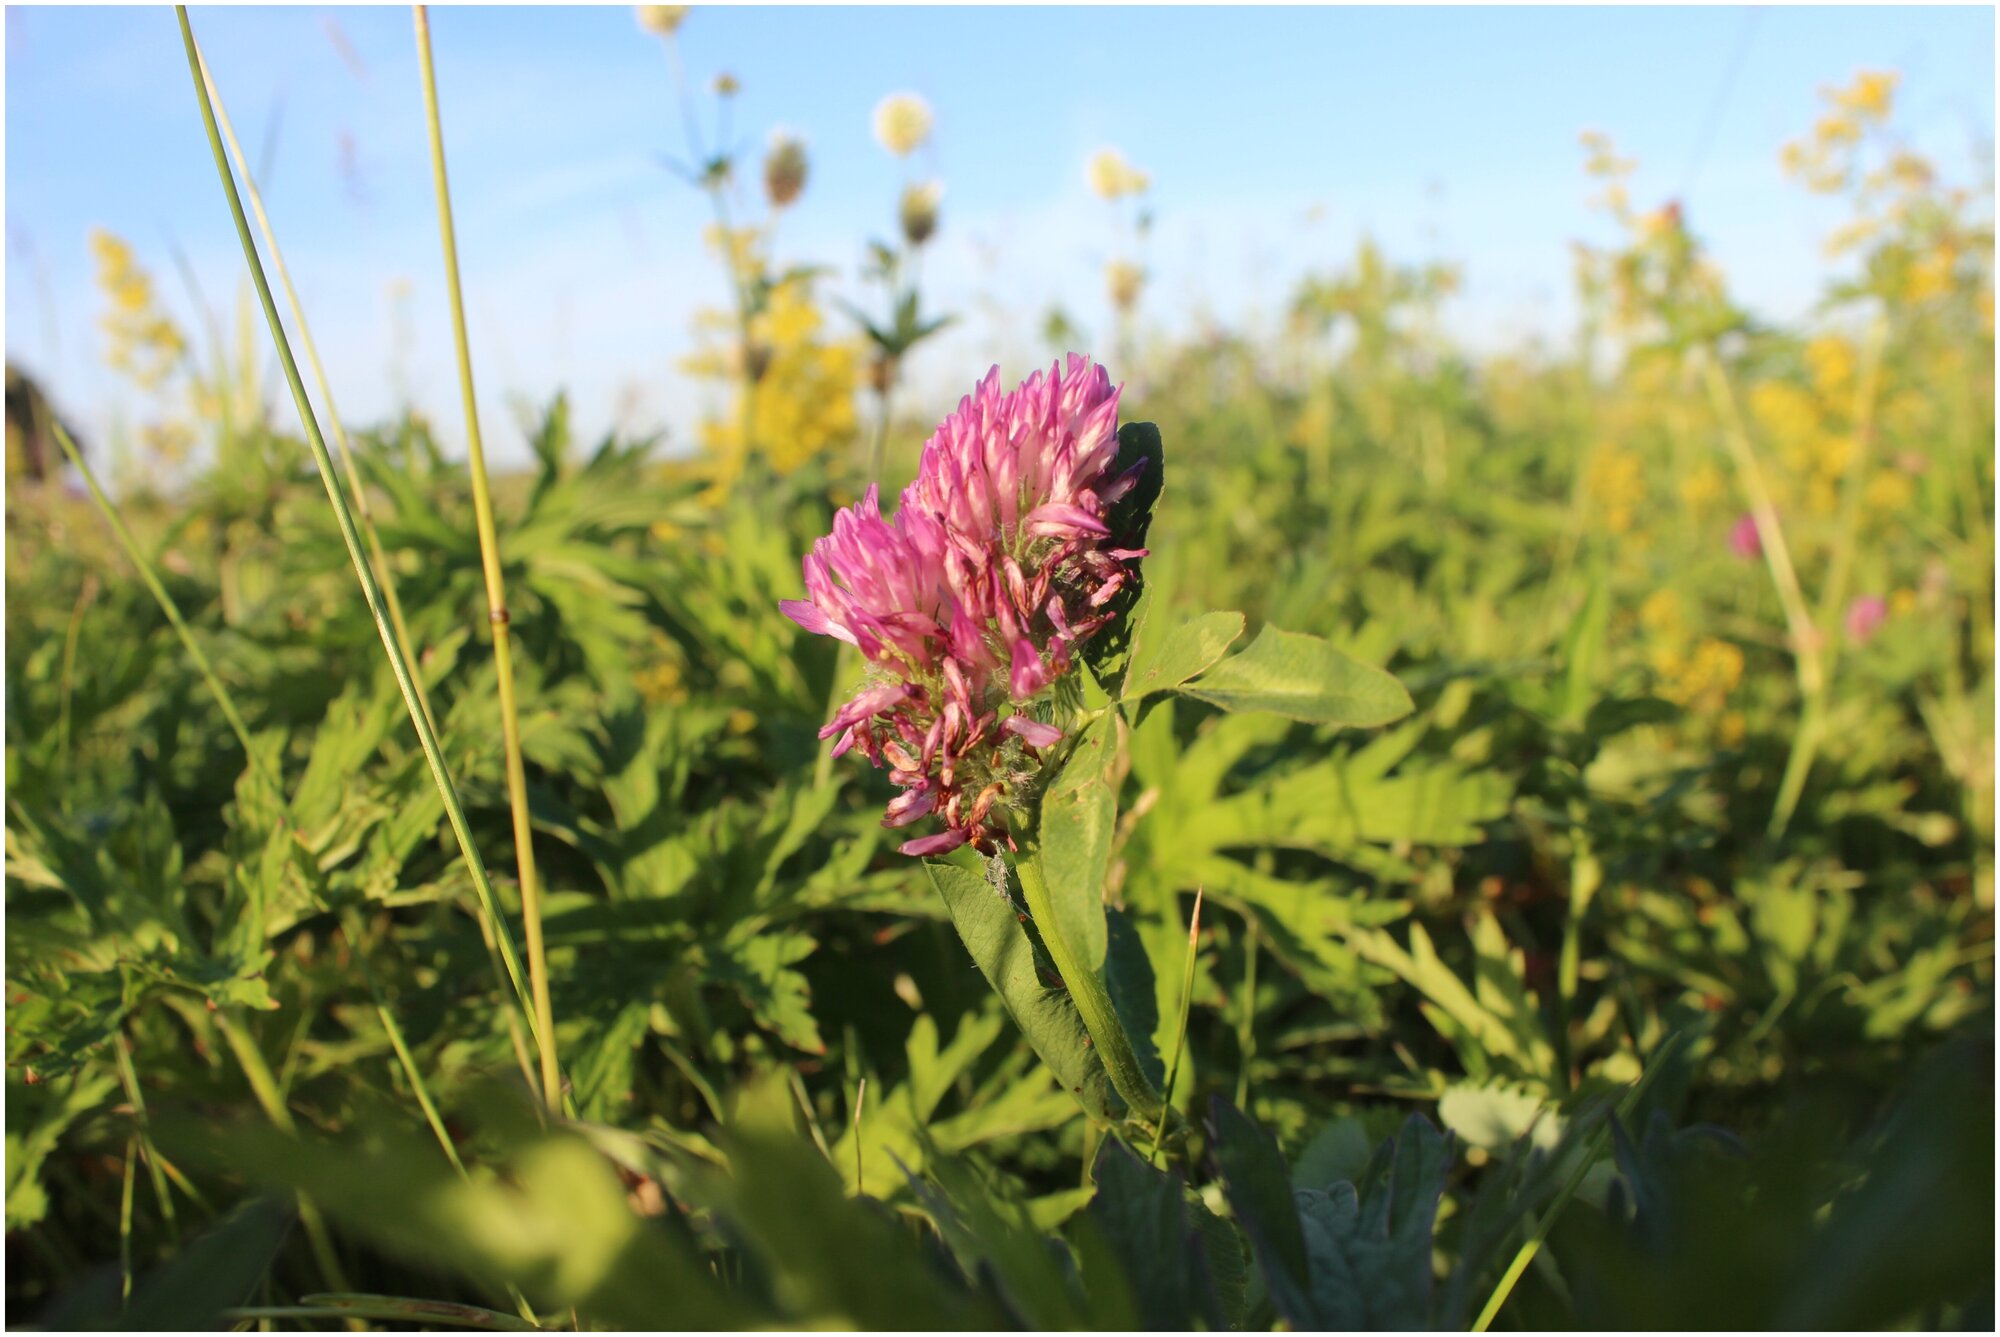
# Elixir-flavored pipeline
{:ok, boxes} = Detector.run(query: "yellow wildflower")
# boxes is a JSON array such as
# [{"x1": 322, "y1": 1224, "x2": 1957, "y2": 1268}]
[
  {"x1": 1583, "y1": 445, "x2": 1646, "y2": 534},
  {"x1": 1803, "y1": 335, "x2": 1855, "y2": 401},
  {"x1": 1087, "y1": 147, "x2": 1150, "y2": 201},
  {"x1": 1864, "y1": 468, "x2": 1916, "y2": 513}
]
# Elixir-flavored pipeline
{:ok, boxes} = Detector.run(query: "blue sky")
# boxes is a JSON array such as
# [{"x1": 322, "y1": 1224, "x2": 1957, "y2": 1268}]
[{"x1": 7, "y1": 5, "x2": 1994, "y2": 470}]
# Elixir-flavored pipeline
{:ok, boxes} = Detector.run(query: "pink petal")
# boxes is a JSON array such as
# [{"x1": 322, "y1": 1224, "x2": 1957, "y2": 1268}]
[
  {"x1": 1002, "y1": 715, "x2": 1062, "y2": 748},
  {"x1": 900, "y1": 828, "x2": 971, "y2": 858},
  {"x1": 781, "y1": 599, "x2": 854, "y2": 644},
  {"x1": 882, "y1": 786, "x2": 938, "y2": 828},
  {"x1": 1023, "y1": 502, "x2": 1111, "y2": 539}
]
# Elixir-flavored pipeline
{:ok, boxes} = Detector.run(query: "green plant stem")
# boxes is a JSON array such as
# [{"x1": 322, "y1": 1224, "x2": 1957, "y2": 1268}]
[
  {"x1": 1150, "y1": 887, "x2": 1203, "y2": 1168},
  {"x1": 193, "y1": 38, "x2": 436, "y2": 740},
  {"x1": 51, "y1": 422, "x2": 269, "y2": 780},
  {"x1": 343, "y1": 909, "x2": 465, "y2": 1175},
  {"x1": 118, "y1": 1134, "x2": 137, "y2": 1309},
  {"x1": 1694, "y1": 345, "x2": 1825, "y2": 841},
  {"x1": 414, "y1": 3, "x2": 564, "y2": 1118},
  {"x1": 112, "y1": 1036, "x2": 179, "y2": 1241},
  {"x1": 1013, "y1": 852, "x2": 1164, "y2": 1124},
  {"x1": 175, "y1": 6, "x2": 543, "y2": 1069},
  {"x1": 213, "y1": 1011, "x2": 359, "y2": 1314},
  {"x1": 55, "y1": 574, "x2": 94, "y2": 800},
  {"x1": 225, "y1": 1296, "x2": 537, "y2": 1332}
]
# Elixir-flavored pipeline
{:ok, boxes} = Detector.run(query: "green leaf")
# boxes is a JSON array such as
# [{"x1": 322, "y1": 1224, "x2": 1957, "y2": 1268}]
[
  {"x1": 162, "y1": 1107, "x2": 747, "y2": 1331},
  {"x1": 1557, "y1": 575, "x2": 1611, "y2": 727},
  {"x1": 925, "y1": 860, "x2": 1120, "y2": 1121},
  {"x1": 1206, "y1": 1096, "x2": 1312, "y2": 1319},
  {"x1": 1036, "y1": 714, "x2": 1120, "y2": 974},
  {"x1": 1122, "y1": 596, "x2": 1245, "y2": 704},
  {"x1": 40, "y1": 1196, "x2": 293, "y2": 1331},
  {"x1": 1102, "y1": 908, "x2": 1166, "y2": 1096},
  {"x1": 1086, "y1": 1141, "x2": 1200, "y2": 1329},
  {"x1": 1181, "y1": 625, "x2": 1413, "y2": 727}
]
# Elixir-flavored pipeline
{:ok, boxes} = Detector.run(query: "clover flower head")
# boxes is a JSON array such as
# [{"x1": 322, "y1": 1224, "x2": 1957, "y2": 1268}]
[
  {"x1": 1845, "y1": 594, "x2": 1888, "y2": 645},
  {"x1": 782, "y1": 355, "x2": 1148, "y2": 855},
  {"x1": 1728, "y1": 513, "x2": 1762, "y2": 560}
]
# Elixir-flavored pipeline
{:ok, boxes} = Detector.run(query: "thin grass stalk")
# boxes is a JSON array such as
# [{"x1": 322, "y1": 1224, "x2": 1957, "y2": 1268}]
[
  {"x1": 225, "y1": 1296, "x2": 536, "y2": 1333},
  {"x1": 50, "y1": 422, "x2": 267, "y2": 777},
  {"x1": 1150, "y1": 887, "x2": 1203, "y2": 1168},
  {"x1": 193, "y1": 39, "x2": 436, "y2": 740},
  {"x1": 56, "y1": 574, "x2": 95, "y2": 801},
  {"x1": 212, "y1": 21, "x2": 561, "y2": 1110},
  {"x1": 111, "y1": 1036, "x2": 179, "y2": 1242},
  {"x1": 173, "y1": 9, "x2": 544, "y2": 1066},
  {"x1": 118, "y1": 1133, "x2": 137, "y2": 1309},
  {"x1": 1693, "y1": 345, "x2": 1827, "y2": 840},
  {"x1": 1469, "y1": 1029, "x2": 1693, "y2": 1333},
  {"x1": 213, "y1": 1011, "x2": 359, "y2": 1310},
  {"x1": 1766, "y1": 312, "x2": 1890, "y2": 839},
  {"x1": 413, "y1": 5, "x2": 564, "y2": 1118}
]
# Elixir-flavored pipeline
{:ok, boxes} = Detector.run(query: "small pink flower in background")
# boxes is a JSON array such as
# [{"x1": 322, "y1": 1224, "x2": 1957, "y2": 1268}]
[
  {"x1": 1845, "y1": 594, "x2": 1889, "y2": 645},
  {"x1": 1728, "y1": 514, "x2": 1762, "y2": 560},
  {"x1": 782, "y1": 355, "x2": 1148, "y2": 855}
]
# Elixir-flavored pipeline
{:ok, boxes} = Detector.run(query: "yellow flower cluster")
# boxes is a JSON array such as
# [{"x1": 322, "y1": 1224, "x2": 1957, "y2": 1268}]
[
  {"x1": 1087, "y1": 147, "x2": 1150, "y2": 201},
  {"x1": 90, "y1": 229, "x2": 187, "y2": 393},
  {"x1": 683, "y1": 234, "x2": 860, "y2": 490},
  {"x1": 1639, "y1": 589, "x2": 1744, "y2": 730},
  {"x1": 1583, "y1": 443, "x2": 1647, "y2": 534}
]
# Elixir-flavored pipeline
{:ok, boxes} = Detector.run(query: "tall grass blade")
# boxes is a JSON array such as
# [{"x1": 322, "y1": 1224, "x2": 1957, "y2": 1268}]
[
  {"x1": 413, "y1": 4, "x2": 565, "y2": 1118},
  {"x1": 172, "y1": 7, "x2": 543, "y2": 1063}
]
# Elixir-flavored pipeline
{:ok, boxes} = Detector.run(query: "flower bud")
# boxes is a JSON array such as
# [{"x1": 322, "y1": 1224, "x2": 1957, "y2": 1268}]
[
  {"x1": 1106, "y1": 259, "x2": 1145, "y2": 313},
  {"x1": 899, "y1": 181, "x2": 943, "y2": 247},
  {"x1": 763, "y1": 132, "x2": 809, "y2": 209}
]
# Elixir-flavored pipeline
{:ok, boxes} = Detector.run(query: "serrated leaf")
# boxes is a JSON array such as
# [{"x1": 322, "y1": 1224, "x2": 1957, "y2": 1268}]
[{"x1": 1182, "y1": 625, "x2": 1413, "y2": 727}]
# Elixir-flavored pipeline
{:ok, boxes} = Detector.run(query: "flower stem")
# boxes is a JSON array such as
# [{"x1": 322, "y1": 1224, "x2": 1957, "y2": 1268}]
[
  {"x1": 1014, "y1": 852, "x2": 1164, "y2": 1124},
  {"x1": 414, "y1": 5, "x2": 564, "y2": 1118},
  {"x1": 1694, "y1": 344, "x2": 1825, "y2": 840}
]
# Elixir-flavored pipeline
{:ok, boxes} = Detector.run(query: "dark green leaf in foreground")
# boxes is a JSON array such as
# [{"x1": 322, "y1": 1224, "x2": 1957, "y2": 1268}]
[
  {"x1": 159, "y1": 1109, "x2": 745, "y2": 1330},
  {"x1": 1181, "y1": 624, "x2": 1414, "y2": 726}
]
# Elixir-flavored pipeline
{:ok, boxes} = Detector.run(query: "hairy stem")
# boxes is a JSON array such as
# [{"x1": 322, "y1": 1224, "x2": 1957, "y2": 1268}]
[{"x1": 1014, "y1": 852, "x2": 1164, "y2": 1123}]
